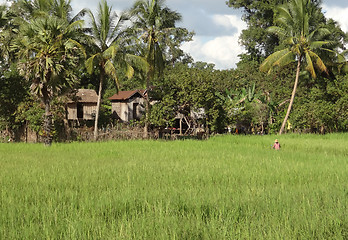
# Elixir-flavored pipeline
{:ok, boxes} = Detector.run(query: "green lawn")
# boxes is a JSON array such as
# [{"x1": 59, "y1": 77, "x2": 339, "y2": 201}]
[{"x1": 1, "y1": 134, "x2": 347, "y2": 239}]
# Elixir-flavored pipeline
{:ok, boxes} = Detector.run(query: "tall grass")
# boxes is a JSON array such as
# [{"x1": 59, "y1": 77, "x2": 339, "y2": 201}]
[{"x1": 1, "y1": 134, "x2": 347, "y2": 239}]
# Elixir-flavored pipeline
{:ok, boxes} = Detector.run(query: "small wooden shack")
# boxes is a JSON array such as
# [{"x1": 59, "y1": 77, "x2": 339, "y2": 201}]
[
  {"x1": 67, "y1": 89, "x2": 98, "y2": 120},
  {"x1": 109, "y1": 90, "x2": 145, "y2": 122}
]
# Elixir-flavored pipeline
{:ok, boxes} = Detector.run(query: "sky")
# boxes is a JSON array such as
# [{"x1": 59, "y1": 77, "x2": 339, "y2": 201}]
[{"x1": 2, "y1": 0, "x2": 348, "y2": 70}]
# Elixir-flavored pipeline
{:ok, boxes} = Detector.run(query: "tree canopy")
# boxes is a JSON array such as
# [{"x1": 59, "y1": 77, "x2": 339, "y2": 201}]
[{"x1": 0, "y1": 0, "x2": 347, "y2": 143}]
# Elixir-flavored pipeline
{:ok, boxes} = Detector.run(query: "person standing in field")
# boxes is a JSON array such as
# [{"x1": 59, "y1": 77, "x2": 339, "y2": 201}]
[{"x1": 273, "y1": 139, "x2": 281, "y2": 150}]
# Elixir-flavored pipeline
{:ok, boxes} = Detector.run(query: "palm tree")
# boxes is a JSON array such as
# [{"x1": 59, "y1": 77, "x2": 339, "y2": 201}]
[
  {"x1": 0, "y1": 4, "x2": 15, "y2": 65},
  {"x1": 260, "y1": 0, "x2": 339, "y2": 135},
  {"x1": 14, "y1": 16, "x2": 85, "y2": 145},
  {"x1": 85, "y1": 0, "x2": 145, "y2": 141},
  {"x1": 130, "y1": 0, "x2": 183, "y2": 138}
]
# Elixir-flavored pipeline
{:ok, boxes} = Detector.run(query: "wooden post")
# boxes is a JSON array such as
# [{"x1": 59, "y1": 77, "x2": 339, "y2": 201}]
[{"x1": 179, "y1": 118, "x2": 182, "y2": 135}]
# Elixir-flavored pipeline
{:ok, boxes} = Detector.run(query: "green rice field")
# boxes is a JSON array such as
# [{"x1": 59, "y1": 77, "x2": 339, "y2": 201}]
[{"x1": 1, "y1": 134, "x2": 347, "y2": 239}]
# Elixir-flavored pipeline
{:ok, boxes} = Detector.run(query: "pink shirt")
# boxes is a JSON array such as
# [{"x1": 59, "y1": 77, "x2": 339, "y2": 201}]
[{"x1": 273, "y1": 142, "x2": 280, "y2": 150}]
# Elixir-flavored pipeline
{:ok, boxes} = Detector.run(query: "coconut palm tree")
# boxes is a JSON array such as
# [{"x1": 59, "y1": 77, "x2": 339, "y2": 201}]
[
  {"x1": 85, "y1": 0, "x2": 147, "y2": 141},
  {"x1": 14, "y1": 16, "x2": 85, "y2": 145},
  {"x1": 260, "y1": 0, "x2": 340, "y2": 135},
  {"x1": 130, "y1": 0, "x2": 183, "y2": 138}
]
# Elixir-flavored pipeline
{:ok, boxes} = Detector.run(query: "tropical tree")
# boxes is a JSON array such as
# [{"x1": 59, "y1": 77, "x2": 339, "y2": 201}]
[
  {"x1": 14, "y1": 15, "x2": 85, "y2": 145},
  {"x1": 0, "y1": 4, "x2": 14, "y2": 65},
  {"x1": 85, "y1": 0, "x2": 145, "y2": 140},
  {"x1": 226, "y1": 0, "x2": 282, "y2": 62},
  {"x1": 130, "y1": 0, "x2": 189, "y2": 137},
  {"x1": 260, "y1": 0, "x2": 341, "y2": 135}
]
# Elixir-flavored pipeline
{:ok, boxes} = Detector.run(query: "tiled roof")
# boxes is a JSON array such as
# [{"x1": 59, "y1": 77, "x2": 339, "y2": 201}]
[{"x1": 109, "y1": 90, "x2": 145, "y2": 101}]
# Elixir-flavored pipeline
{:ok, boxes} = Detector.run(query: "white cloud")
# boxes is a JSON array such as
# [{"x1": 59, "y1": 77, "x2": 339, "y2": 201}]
[
  {"x1": 322, "y1": 4, "x2": 348, "y2": 32},
  {"x1": 181, "y1": 14, "x2": 246, "y2": 70},
  {"x1": 0, "y1": 0, "x2": 10, "y2": 6},
  {"x1": 212, "y1": 14, "x2": 245, "y2": 32}
]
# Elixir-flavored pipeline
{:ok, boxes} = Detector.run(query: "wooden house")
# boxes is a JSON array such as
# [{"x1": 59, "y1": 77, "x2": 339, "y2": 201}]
[
  {"x1": 66, "y1": 89, "x2": 98, "y2": 120},
  {"x1": 109, "y1": 90, "x2": 145, "y2": 122}
]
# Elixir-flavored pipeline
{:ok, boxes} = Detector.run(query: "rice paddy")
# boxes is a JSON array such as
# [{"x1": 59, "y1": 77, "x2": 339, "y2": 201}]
[{"x1": 1, "y1": 134, "x2": 347, "y2": 239}]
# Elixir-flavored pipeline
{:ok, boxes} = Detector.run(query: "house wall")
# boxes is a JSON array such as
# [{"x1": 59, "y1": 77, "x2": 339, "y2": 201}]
[
  {"x1": 67, "y1": 103, "x2": 97, "y2": 120},
  {"x1": 121, "y1": 102, "x2": 129, "y2": 121},
  {"x1": 129, "y1": 97, "x2": 144, "y2": 120},
  {"x1": 83, "y1": 103, "x2": 97, "y2": 120},
  {"x1": 67, "y1": 103, "x2": 77, "y2": 120},
  {"x1": 112, "y1": 102, "x2": 129, "y2": 122},
  {"x1": 111, "y1": 96, "x2": 144, "y2": 122}
]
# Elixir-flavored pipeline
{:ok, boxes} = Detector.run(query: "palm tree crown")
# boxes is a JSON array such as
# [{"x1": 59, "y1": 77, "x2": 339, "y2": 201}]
[
  {"x1": 260, "y1": 0, "x2": 337, "y2": 135},
  {"x1": 131, "y1": 0, "x2": 182, "y2": 77},
  {"x1": 86, "y1": 0, "x2": 143, "y2": 140},
  {"x1": 13, "y1": 7, "x2": 85, "y2": 145},
  {"x1": 130, "y1": 0, "x2": 184, "y2": 138},
  {"x1": 260, "y1": 0, "x2": 333, "y2": 77}
]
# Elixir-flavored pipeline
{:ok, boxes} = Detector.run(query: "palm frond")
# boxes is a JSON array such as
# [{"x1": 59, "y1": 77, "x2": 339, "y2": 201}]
[
  {"x1": 275, "y1": 6, "x2": 293, "y2": 29},
  {"x1": 104, "y1": 59, "x2": 119, "y2": 89},
  {"x1": 110, "y1": 12, "x2": 127, "y2": 42},
  {"x1": 85, "y1": 53, "x2": 99, "y2": 74},
  {"x1": 272, "y1": 50, "x2": 295, "y2": 68},
  {"x1": 260, "y1": 48, "x2": 293, "y2": 73},
  {"x1": 70, "y1": 8, "x2": 87, "y2": 23},
  {"x1": 67, "y1": 19, "x2": 84, "y2": 31},
  {"x1": 308, "y1": 50, "x2": 328, "y2": 75},
  {"x1": 308, "y1": 27, "x2": 330, "y2": 41},
  {"x1": 309, "y1": 40, "x2": 331, "y2": 49},
  {"x1": 267, "y1": 26, "x2": 287, "y2": 38},
  {"x1": 64, "y1": 38, "x2": 86, "y2": 57},
  {"x1": 125, "y1": 54, "x2": 149, "y2": 74},
  {"x1": 87, "y1": 9, "x2": 99, "y2": 42},
  {"x1": 103, "y1": 44, "x2": 118, "y2": 59},
  {"x1": 305, "y1": 51, "x2": 316, "y2": 78},
  {"x1": 125, "y1": 62, "x2": 135, "y2": 79},
  {"x1": 336, "y1": 51, "x2": 347, "y2": 64}
]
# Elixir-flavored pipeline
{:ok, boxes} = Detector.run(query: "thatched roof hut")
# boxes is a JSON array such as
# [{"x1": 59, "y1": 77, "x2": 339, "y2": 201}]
[{"x1": 67, "y1": 89, "x2": 98, "y2": 120}]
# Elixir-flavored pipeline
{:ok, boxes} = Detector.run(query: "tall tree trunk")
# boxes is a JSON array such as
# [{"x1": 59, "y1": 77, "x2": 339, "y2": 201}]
[
  {"x1": 43, "y1": 97, "x2": 53, "y2": 146},
  {"x1": 279, "y1": 57, "x2": 301, "y2": 135},
  {"x1": 143, "y1": 75, "x2": 150, "y2": 139},
  {"x1": 94, "y1": 67, "x2": 104, "y2": 141}
]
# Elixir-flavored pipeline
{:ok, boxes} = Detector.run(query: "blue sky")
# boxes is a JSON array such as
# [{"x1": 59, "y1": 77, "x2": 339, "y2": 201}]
[{"x1": 2, "y1": 0, "x2": 348, "y2": 69}]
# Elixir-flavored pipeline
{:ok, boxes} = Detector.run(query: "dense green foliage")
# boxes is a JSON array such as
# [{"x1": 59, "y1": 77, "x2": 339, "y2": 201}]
[
  {"x1": 150, "y1": 63, "x2": 226, "y2": 132},
  {"x1": 226, "y1": 0, "x2": 283, "y2": 61},
  {"x1": 0, "y1": 0, "x2": 347, "y2": 142},
  {"x1": 129, "y1": 0, "x2": 193, "y2": 137},
  {"x1": 260, "y1": 0, "x2": 340, "y2": 134},
  {"x1": 1, "y1": 134, "x2": 347, "y2": 238},
  {"x1": 226, "y1": 0, "x2": 346, "y2": 62},
  {"x1": 226, "y1": 0, "x2": 347, "y2": 134},
  {"x1": 85, "y1": 0, "x2": 141, "y2": 140}
]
